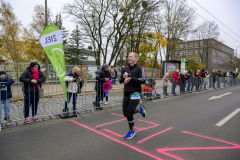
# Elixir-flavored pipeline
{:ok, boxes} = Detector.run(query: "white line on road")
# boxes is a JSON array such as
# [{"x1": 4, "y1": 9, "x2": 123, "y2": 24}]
[
  {"x1": 216, "y1": 108, "x2": 240, "y2": 127},
  {"x1": 208, "y1": 92, "x2": 232, "y2": 100}
]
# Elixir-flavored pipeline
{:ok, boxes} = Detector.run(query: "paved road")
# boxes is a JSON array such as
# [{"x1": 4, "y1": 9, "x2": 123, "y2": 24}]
[{"x1": 0, "y1": 86, "x2": 240, "y2": 160}]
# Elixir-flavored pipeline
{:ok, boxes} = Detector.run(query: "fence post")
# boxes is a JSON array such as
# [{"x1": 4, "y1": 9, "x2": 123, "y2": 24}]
[{"x1": 81, "y1": 64, "x2": 87, "y2": 82}]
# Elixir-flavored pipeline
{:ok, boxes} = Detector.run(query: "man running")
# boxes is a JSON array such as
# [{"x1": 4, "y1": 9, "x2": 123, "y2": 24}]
[{"x1": 119, "y1": 52, "x2": 146, "y2": 139}]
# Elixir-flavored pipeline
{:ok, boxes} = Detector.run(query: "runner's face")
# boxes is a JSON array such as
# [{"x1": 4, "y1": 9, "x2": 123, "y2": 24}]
[{"x1": 128, "y1": 53, "x2": 137, "y2": 64}]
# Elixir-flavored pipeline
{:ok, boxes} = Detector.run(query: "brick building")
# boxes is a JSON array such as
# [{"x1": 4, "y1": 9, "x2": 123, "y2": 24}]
[{"x1": 171, "y1": 38, "x2": 234, "y2": 71}]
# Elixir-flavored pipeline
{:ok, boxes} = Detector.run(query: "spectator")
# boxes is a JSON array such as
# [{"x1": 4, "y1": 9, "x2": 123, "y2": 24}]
[
  {"x1": 191, "y1": 70, "x2": 195, "y2": 92},
  {"x1": 208, "y1": 72, "x2": 212, "y2": 88},
  {"x1": 161, "y1": 70, "x2": 173, "y2": 97},
  {"x1": 19, "y1": 62, "x2": 46, "y2": 123},
  {"x1": 194, "y1": 70, "x2": 200, "y2": 92},
  {"x1": 223, "y1": 72, "x2": 227, "y2": 87},
  {"x1": 217, "y1": 71, "x2": 222, "y2": 88},
  {"x1": 233, "y1": 71, "x2": 236, "y2": 85},
  {"x1": 110, "y1": 66, "x2": 118, "y2": 84},
  {"x1": 201, "y1": 69, "x2": 206, "y2": 91},
  {"x1": 205, "y1": 70, "x2": 209, "y2": 90},
  {"x1": 179, "y1": 71, "x2": 187, "y2": 94},
  {"x1": 0, "y1": 71, "x2": 15, "y2": 123},
  {"x1": 93, "y1": 63, "x2": 111, "y2": 109},
  {"x1": 103, "y1": 78, "x2": 112, "y2": 105},
  {"x1": 186, "y1": 69, "x2": 193, "y2": 94},
  {"x1": 172, "y1": 69, "x2": 180, "y2": 96},
  {"x1": 212, "y1": 70, "x2": 218, "y2": 89},
  {"x1": 63, "y1": 67, "x2": 83, "y2": 113}
]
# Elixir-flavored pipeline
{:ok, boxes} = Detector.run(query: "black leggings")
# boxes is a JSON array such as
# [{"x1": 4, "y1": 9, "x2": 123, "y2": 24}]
[{"x1": 122, "y1": 95, "x2": 139, "y2": 122}]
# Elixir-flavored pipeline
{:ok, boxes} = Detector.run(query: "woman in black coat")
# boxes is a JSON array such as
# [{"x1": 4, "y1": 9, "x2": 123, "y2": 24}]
[{"x1": 19, "y1": 62, "x2": 45, "y2": 123}]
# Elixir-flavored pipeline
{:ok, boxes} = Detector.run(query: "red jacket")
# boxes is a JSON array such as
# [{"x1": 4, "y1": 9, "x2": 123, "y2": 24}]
[{"x1": 172, "y1": 72, "x2": 180, "y2": 83}]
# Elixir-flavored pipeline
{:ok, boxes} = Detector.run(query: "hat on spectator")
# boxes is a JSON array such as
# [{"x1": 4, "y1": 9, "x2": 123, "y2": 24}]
[
  {"x1": 0, "y1": 70, "x2": 6, "y2": 75},
  {"x1": 102, "y1": 63, "x2": 109, "y2": 69},
  {"x1": 30, "y1": 62, "x2": 40, "y2": 68}
]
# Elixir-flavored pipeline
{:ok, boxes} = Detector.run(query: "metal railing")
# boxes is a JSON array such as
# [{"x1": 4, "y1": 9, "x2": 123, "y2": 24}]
[{"x1": 1, "y1": 76, "x2": 239, "y2": 129}]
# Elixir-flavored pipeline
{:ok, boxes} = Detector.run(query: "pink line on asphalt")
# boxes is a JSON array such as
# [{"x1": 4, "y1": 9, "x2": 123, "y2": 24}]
[
  {"x1": 138, "y1": 127, "x2": 173, "y2": 144},
  {"x1": 138, "y1": 119, "x2": 159, "y2": 125},
  {"x1": 156, "y1": 131, "x2": 240, "y2": 160},
  {"x1": 103, "y1": 129, "x2": 125, "y2": 137},
  {"x1": 111, "y1": 113, "x2": 125, "y2": 117},
  {"x1": 182, "y1": 131, "x2": 240, "y2": 147},
  {"x1": 136, "y1": 124, "x2": 160, "y2": 132},
  {"x1": 70, "y1": 120, "x2": 163, "y2": 160},
  {"x1": 95, "y1": 118, "x2": 126, "y2": 128}
]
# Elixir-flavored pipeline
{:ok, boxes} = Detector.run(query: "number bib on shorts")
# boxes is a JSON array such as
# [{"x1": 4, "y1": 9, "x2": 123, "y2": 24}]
[{"x1": 130, "y1": 92, "x2": 140, "y2": 100}]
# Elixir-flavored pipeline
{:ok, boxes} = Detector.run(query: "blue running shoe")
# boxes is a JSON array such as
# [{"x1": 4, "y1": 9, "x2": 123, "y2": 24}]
[
  {"x1": 124, "y1": 130, "x2": 136, "y2": 139},
  {"x1": 139, "y1": 105, "x2": 146, "y2": 118}
]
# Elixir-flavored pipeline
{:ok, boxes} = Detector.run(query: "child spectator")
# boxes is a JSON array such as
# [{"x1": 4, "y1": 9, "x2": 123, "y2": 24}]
[
  {"x1": 0, "y1": 70, "x2": 15, "y2": 123},
  {"x1": 103, "y1": 78, "x2": 112, "y2": 105}
]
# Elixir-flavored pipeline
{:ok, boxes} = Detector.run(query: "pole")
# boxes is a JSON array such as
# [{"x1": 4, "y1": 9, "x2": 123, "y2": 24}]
[{"x1": 45, "y1": 0, "x2": 49, "y2": 80}]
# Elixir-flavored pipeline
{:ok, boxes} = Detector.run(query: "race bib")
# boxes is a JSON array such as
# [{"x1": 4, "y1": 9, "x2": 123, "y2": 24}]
[{"x1": 130, "y1": 92, "x2": 140, "y2": 100}]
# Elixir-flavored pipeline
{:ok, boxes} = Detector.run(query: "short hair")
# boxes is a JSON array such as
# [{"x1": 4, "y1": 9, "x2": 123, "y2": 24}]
[
  {"x1": 72, "y1": 67, "x2": 80, "y2": 74},
  {"x1": 130, "y1": 52, "x2": 138, "y2": 59}
]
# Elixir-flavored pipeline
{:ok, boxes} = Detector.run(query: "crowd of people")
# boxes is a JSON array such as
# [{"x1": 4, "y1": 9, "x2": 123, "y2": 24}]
[
  {"x1": 163, "y1": 69, "x2": 239, "y2": 96},
  {"x1": 1, "y1": 59, "x2": 239, "y2": 131}
]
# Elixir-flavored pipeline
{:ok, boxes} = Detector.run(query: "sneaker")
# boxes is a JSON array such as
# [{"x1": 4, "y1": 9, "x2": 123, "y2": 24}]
[
  {"x1": 25, "y1": 117, "x2": 31, "y2": 123},
  {"x1": 99, "y1": 100, "x2": 104, "y2": 104},
  {"x1": 124, "y1": 130, "x2": 136, "y2": 139},
  {"x1": 139, "y1": 106, "x2": 146, "y2": 118},
  {"x1": 4, "y1": 116, "x2": 12, "y2": 122},
  {"x1": 104, "y1": 101, "x2": 109, "y2": 105},
  {"x1": 33, "y1": 115, "x2": 40, "y2": 121}
]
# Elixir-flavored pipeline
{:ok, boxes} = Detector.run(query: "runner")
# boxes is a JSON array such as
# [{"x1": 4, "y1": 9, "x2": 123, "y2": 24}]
[{"x1": 119, "y1": 52, "x2": 146, "y2": 140}]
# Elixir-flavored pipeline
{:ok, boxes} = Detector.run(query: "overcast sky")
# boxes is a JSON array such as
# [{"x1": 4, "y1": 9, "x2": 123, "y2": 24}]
[{"x1": 4, "y1": 0, "x2": 240, "y2": 56}]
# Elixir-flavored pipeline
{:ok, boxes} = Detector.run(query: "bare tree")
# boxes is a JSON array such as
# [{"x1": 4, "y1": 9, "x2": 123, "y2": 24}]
[
  {"x1": 192, "y1": 20, "x2": 221, "y2": 70},
  {"x1": 161, "y1": 0, "x2": 196, "y2": 60},
  {"x1": 64, "y1": 0, "x2": 162, "y2": 65}
]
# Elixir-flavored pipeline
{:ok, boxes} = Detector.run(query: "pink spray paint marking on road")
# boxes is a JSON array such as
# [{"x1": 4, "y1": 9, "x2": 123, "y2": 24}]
[
  {"x1": 96, "y1": 113, "x2": 160, "y2": 137},
  {"x1": 103, "y1": 129, "x2": 125, "y2": 137},
  {"x1": 111, "y1": 113, "x2": 125, "y2": 117},
  {"x1": 95, "y1": 118, "x2": 126, "y2": 128},
  {"x1": 157, "y1": 131, "x2": 240, "y2": 160},
  {"x1": 138, "y1": 127, "x2": 173, "y2": 144},
  {"x1": 70, "y1": 120, "x2": 163, "y2": 160}
]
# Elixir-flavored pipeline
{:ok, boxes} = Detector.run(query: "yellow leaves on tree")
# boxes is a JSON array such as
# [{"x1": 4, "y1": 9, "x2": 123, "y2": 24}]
[
  {"x1": 186, "y1": 56, "x2": 205, "y2": 71},
  {"x1": 0, "y1": 1, "x2": 46, "y2": 63},
  {"x1": 138, "y1": 31, "x2": 168, "y2": 68}
]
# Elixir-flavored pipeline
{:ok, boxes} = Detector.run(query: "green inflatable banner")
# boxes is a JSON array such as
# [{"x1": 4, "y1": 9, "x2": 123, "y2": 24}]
[{"x1": 40, "y1": 24, "x2": 67, "y2": 99}]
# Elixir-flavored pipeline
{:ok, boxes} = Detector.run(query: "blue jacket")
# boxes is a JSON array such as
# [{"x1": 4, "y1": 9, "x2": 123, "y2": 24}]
[
  {"x1": 0, "y1": 77, "x2": 15, "y2": 100},
  {"x1": 66, "y1": 71, "x2": 84, "y2": 89}
]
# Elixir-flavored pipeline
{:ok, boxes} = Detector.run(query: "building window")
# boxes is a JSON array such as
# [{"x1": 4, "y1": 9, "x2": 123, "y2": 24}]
[
  {"x1": 200, "y1": 41, "x2": 204, "y2": 46},
  {"x1": 175, "y1": 51, "x2": 179, "y2": 56},
  {"x1": 195, "y1": 42, "x2": 198, "y2": 47},
  {"x1": 195, "y1": 49, "x2": 198, "y2": 55},
  {"x1": 180, "y1": 44, "x2": 183, "y2": 48},
  {"x1": 200, "y1": 49, "x2": 203, "y2": 54},
  {"x1": 180, "y1": 51, "x2": 183, "y2": 56},
  {"x1": 185, "y1": 50, "x2": 188, "y2": 55},
  {"x1": 189, "y1": 50, "x2": 193, "y2": 55},
  {"x1": 185, "y1": 43, "x2": 188, "y2": 48},
  {"x1": 190, "y1": 43, "x2": 193, "y2": 47}
]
